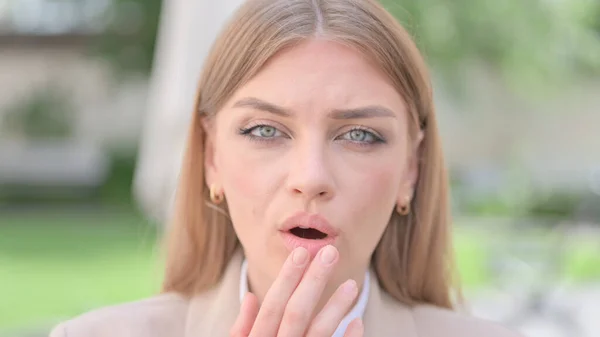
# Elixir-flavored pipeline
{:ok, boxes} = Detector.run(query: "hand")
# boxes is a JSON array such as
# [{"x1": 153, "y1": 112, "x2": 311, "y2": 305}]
[{"x1": 230, "y1": 245, "x2": 364, "y2": 337}]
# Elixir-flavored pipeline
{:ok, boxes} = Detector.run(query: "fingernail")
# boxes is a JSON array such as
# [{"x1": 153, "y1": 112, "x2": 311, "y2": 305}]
[
  {"x1": 342, "y1": 280, "x2": 357, "y2": 295},
  {"x1": 320, "y1": 245, "x2": 337, "y2": 265},
  {"x1": 292, "y1": 247, "x2": 308, "y2": 266}
]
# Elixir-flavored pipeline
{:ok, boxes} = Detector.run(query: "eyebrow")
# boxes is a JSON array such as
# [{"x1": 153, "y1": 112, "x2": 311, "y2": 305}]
[
  {"x1": 328, "y1": 106, "x2": 396, "y2": 119},
  {"x1": 232, "y1": 97, "x2": 396, "y2": 119},
  {"x1": 233, "y1": 97, "x2": 291, "y2": 117}
]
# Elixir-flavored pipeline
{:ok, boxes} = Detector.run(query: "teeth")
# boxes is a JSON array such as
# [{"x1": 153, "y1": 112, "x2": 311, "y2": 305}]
[{"x1": 298, "y1": 225, "x2": 310, "y2": 229}]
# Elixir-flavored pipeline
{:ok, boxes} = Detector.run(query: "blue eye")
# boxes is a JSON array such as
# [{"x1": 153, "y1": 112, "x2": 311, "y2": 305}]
[
  {"x1": 339, "y1": 128, "x2": 383, "y2": 144},
  {"x1": 254, "y1": 125, "x2": 277, "y2": 137},
  {"x1": 239, "y1": 124, "x2": 285, "y2": 141},
  {"x1": 349, "y1": 129, "x2": 370, "y2": 142}
]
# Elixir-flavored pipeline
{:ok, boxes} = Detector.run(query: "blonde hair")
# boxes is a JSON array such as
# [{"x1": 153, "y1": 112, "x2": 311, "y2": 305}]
[{"x1": 163, "y1": 0, "x2": 460, "y2": 309}]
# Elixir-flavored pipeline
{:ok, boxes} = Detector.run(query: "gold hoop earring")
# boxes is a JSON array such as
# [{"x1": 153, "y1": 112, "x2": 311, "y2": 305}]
[
  {"x1": 209, "y1": 183, "x2": 224, "y2": 204},
  {"x1": 397, "y1": 196, "x2": 410, "y2": 215}
]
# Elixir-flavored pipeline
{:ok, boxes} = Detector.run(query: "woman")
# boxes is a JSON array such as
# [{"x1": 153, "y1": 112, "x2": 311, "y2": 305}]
[{"x1": 50, "y1": 0, "x2": 521, "y2": 336}]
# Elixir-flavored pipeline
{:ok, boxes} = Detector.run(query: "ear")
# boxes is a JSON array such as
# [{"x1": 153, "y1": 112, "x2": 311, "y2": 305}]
[
  {"x1": 398, "y1": 130, "x2": 424, "y2": 201},
  {"x1": 202, "y1": 117, "x2": 219, "y2": 188}
]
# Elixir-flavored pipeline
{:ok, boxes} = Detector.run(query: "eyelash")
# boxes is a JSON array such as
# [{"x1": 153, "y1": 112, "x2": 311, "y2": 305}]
[
  {"x1": 341, "y1": 127, "x2": 386, "y2": 146},
  {"x1": 238, "y1": 123, "x2": 386, "y2": 146},
  {"x1": 238, "y1": 123, "x2": 288, "y2": 144}
]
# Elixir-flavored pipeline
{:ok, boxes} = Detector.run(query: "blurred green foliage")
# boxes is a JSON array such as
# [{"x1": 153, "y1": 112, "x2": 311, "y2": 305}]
[
  {"x1": 381, "y1": 0, "x2": 600, "y2": 92},
  {"x1": 92, "y1": 0, "x2": 163, "y2": 76},
  {"x1": 97, "y1": 152, "x2": 138, "y2": 206},
  {"x1": 2, "y1": 87, "x2": 74, "y2": 140},
  {"x1": 459, "y1": 188, "x2": 600, "y2": 224},
  {"x1": 592, "y1": 1, "x2": 600, "y2": 34}
]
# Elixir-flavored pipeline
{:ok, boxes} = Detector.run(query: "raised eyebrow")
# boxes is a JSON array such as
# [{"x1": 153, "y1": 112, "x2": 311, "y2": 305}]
[
  {"x1": 233, "y1": 97, "x2": 396, "y2": 119},
  {"x1": 232, "y1": 97, "x2": 292, "y2": 117},
  {"x1": 328, "y1": 106, "x2": 396, "y2": 119}
]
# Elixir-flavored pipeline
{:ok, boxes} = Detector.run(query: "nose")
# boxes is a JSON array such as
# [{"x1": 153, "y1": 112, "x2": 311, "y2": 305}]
[{"x1": 286, "y1": 140, "x2": 335, "y2": 203}]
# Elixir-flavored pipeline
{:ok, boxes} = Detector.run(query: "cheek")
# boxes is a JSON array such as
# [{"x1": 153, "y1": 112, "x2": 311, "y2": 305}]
[
  {"x1": 342, "y1": 159, "x2": 401, "y2": 248},
  {"x1": 223, "y1": 157, "x2": 262, "y2": 199},
  {"x1": 217, "y1": 149, "x2": 277, "y2": 250},
  {"x1": 360, "y1": 166, "x2": 398, "y2": 205},
  {"x1": 343, "y1": 153, "x2": 403, "y2": 215},
  {"x1": 217, "y1": 142, "x2": 283, "y2": 220}
]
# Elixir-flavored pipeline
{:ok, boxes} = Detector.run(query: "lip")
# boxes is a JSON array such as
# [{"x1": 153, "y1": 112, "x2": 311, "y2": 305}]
[
  {"x1": 280, "y1": 211, "x2": 339, "y2": 236},
  {"x1": 279, "y1": 211, "x2": 339, "y2": 258}
]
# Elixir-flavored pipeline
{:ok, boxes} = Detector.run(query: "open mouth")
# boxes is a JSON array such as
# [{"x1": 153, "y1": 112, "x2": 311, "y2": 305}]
[{"x1": 289, "y1": 226, "x2": 328, "y2": 240}]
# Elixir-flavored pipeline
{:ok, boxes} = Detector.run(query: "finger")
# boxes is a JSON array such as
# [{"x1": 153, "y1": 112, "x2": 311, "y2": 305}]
[
  {"x1": 305, "y1": 279, "x2": 358, "y2": 337},
  {"x1": 277, "y1": 245, "x2": 339, "y2": 337},
  {"x1": 230, "y1": 292, "x2": 259, "y2": 336},
  {"x1": 343, "y1": 318, "x2": 364, "y2": 337},
  {"x1": 248, "y1": 247, "x2": 310, "y2": 337}
]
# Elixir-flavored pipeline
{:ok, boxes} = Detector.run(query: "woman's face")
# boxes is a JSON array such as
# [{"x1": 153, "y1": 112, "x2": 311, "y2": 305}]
[{"x1": 205, "y1": 39, "x2": 419, "y2": 290}]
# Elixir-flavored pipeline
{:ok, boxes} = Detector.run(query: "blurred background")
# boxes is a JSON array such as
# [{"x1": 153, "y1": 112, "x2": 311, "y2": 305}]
[{"x1": 0, "y1": 0, "x2": 599, "y2": 336}]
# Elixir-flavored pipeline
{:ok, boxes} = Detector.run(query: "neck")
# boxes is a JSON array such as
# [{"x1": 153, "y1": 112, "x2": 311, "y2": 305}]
[{"x1": 245, "y1": 261, "x2": 368, "y2": 319}]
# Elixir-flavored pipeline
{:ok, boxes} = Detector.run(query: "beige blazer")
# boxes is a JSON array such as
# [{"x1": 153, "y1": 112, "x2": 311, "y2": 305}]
[{"x1": 49, "y1": 251, "x2": 522, "y2": 337}]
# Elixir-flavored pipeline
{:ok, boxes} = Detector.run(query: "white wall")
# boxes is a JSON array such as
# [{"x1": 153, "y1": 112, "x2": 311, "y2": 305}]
[{"x1": 0, "y1": 43, "x2": 148, "y2": 150}]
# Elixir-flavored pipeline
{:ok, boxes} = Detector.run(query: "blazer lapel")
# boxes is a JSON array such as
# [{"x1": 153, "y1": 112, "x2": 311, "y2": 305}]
[
  {"x1": 363, "y1": 271, "x2": 418, "y2": 337},
  {"x1": 185, "y1": 250, "x2": 244, "y2": 337}
]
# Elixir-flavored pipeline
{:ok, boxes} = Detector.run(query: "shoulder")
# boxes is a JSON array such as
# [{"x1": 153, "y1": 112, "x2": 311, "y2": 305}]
[
  {"x1": 411, "y1": 304, "x2": 523, "y2": 337},
  {"x1": 49, "y1": 293, "x2": 190, "y2": 337}
]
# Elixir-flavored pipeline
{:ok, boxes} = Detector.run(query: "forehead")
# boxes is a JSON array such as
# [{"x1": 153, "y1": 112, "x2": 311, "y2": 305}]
[{"x1": 228, "y1": 39, "x2": 406, "y2": 116}]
